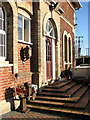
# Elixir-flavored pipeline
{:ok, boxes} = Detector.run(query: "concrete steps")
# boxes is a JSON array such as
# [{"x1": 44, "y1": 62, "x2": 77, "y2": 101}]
[
  {"x1": 26, "y1": 80, "x2": 90, "y2": 117},
  {"x1": 36, "y1": 86, "x2": 88, "y2": 103}
]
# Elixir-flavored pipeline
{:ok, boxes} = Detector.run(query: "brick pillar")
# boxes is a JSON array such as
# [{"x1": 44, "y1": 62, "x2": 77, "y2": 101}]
[{"x1": 32, "y1": 1, "x2": 41, "y2": 87}]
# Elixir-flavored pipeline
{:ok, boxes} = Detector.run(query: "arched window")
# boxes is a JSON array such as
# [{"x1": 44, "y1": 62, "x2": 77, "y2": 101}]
[
  {"x1": 0, "y1": 6, "x2": 6, "y2": 60},
  {"x1": 46, "y1": 20, "x2": 55, "y2": 38},
  {"x1": 69, "y1": 37, "x2": 71, "y2": 62},
  {"x1": 65, "y1": 35, "x2": 67, "y2": 62}
]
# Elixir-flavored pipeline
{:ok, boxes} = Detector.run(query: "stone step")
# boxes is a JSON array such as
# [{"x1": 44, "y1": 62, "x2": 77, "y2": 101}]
[
  {"x1": 64, "y1": 84, "x2": 83, "y2": 96},
  {"x1": 38, "y1": 84, "x2": 85, "y2": 98},
  {"x1": 84, "y1": 101, "x2": 90, "y2": 116},
  {"x1": 28, "y1": 88, "x2": 89, "y2": 109},
  {"x1": 36, "y1": 86, "x2": 88, "y2": 103},
  {"x1": 51, "y1": 80, "x2": 65, "y2": 86},
  {"x1": 26, "y1": 81, "x2": 90, "y2": 117},
  {"x1": 74, "y1": 90, "x2": 89, "y2": 109},
  {"x1": 26, "y1": 104, "x2": 90, "y2": 117},
  {"x1": 38, "y1": 91, "x2": 70, "y2": 98},
  {"x1": 64, "y1": 90, "x2": 89, "y2": 109},
  {"x1": 43, "y1": 83, "x2": 81, "y2": 94},
  {"x1": 27, "y1": 100, "x2": 64, "y2": 107},
  {"x1": 36, "y1": 95, "x2": 79, "y2": 103},
  {"x1": 72, "y1": 86, "x2": 88, "y2": 100},
  {"x1": 46, "y1": 80, "x2": 72, "y2": 89}
]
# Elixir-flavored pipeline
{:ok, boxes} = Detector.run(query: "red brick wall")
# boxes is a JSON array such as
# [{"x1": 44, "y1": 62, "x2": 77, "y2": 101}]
[
  {"x1": 0, "y1": 42, "x2": 32, "y2": 101},
  {"x1": 18, "y1": 42, "x2": 32, "y2": 86},
  {"x1": 0, "y1": 67, "x2": 14, "y2": 101},
  {"x1": 60, "y1": 18, "x2": 74, "y2": 70},
  {"x1": 60, "y1": 1, "x2": 75, "y2": 25},
  {"x1": 0, "y1": 67, "x2": 32, "y2": 101}
]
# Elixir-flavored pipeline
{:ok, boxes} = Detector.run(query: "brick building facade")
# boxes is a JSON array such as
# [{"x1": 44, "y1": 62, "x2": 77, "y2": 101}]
[{"x1": 0, "y1": 0, "x2": 81, "y2": 115}]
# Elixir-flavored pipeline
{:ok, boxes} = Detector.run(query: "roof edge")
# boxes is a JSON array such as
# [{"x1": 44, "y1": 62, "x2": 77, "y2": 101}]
[{"x1": 72, "y1": 0, "x2": 82, "y2": 10}]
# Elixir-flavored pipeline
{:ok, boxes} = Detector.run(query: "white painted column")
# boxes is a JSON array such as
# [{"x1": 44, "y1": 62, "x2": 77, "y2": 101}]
[{"x1": 52, "y1": 39, "x2": 55, "y2": 80}]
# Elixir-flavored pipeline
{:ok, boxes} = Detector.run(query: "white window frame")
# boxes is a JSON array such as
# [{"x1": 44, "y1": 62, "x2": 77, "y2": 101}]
[
  {"x1": 46, "y1": 20, "x2": 55, "y2": 39},
  {"x1": 0, "y1": 6, "x2": 6, "y2": 61},
  {"x1": 18, "y1": 13, "x2": 31, "y2": 44}
]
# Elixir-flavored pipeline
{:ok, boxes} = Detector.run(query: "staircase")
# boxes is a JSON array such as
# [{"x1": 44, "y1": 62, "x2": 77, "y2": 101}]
[{"x1": 26, "y1": 80, "x2": 90, "y2": 118}]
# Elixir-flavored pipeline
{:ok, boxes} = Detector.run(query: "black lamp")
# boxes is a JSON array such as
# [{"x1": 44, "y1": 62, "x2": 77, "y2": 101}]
[{"x1": 49, "y1": 2, "x2": 58, "y2": 11}]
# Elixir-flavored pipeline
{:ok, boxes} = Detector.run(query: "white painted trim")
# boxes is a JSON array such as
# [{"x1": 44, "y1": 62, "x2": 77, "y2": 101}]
[
  {"x1": 67, "y1": 33, "x2": 72, "y2": 66},
  {"x1": 18, "y1": 13, "x2": 31, "y2": 44},
  {"x1": 52, "y1": 38, "x2": 55, "y2": 80},
  {"x1": 0, "y1": 57, "x2": 5, "y2": 61},
  {"x1": 0, "y1": 30, "x2": 6, "y2": 34},
  {"x1": 67, "y1": 0, "x2": 75, "y2": 11},
  {"x1": 18, "y1": 40, "x2": 33, "y2": 45},
  {"x1": 63, "y1": 31, "x2": 68, "y2": 68},
  {"x1": 0, "y1": 5, "x2": 7, "y2": 60},
  {"x1": 63, "y1": 31, "x2": 73, "y2": 68},
  {"x1": 44, "y1": 34, "x2": 56, "y2": 40},
  {"x1": 18, "y1": 11, "x2": 31, "y2": 20},
  {"x1": 0, "y1": 64, "x2": 13, "y2": 67}
]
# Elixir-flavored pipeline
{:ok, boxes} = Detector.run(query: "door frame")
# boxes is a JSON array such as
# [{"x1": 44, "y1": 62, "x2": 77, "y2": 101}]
[{"x1": 45, "y1": 36, "x2": 55, "y2": 83}]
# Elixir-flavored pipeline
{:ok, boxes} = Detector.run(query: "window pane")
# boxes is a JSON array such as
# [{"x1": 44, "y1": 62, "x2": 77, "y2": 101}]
[
  {"x1": 0, "y1": 46, "x2": 3, "y2": 56},
  {"x1": 2, "y1": 20, "x2": 5, "y2": 30},
  {"x1": 0, "y1": 34, "x2": 3, "y2": 45},
  {"x1": 3, "y1": 46, "x2": 5, "y2": 57},
  {"x1": 50, "y1": 30, "x2": 53, "y2": 36},
  {"x1": 4, "y1": 35, "x2": 5, "y2": 45},
  {"x1": 24, "y1": 18, "x2": 29, "y2": 42},
  {"x1": 0, "y1": 19, "x2": 2, "y2": 30},
  {"x1": 49, "y1": 21, "x2": 52, "y2": 32},
  {"x1": 18, "y1": 15, "x2": 22, "y2": 40},
  {"x1": 46, "y1": 21, "x2": 49, "y2": 32},
  {"x1": 0, "y1": 8, "x2": 2, "y2": 18}
]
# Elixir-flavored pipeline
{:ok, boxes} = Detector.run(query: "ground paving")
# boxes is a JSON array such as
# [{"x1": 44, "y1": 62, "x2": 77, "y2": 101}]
[{"x1": 1, "y1": 110, "x2": 89, "y2": 120}]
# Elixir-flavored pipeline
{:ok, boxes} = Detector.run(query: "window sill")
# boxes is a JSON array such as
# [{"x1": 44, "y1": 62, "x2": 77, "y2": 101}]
[
  {"x1": 18, "y1": 40, "x2": 33, "y2": 45},
  {"x1": 0, "y1": 61, "x2": 13, "y2": 67}
]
